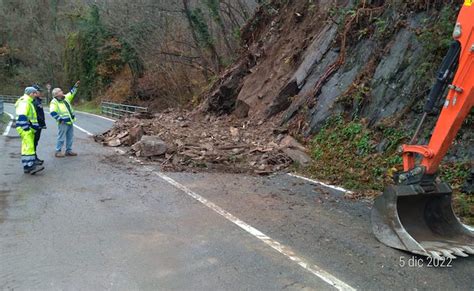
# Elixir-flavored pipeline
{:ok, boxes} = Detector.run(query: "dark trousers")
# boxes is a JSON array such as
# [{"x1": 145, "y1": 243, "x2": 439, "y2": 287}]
[{"x1": 34, "y1": 129, "x2": 42, "y2": 159}]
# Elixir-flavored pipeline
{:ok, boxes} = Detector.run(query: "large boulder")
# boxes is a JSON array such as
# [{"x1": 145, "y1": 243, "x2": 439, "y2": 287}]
[
  {"x1": 132, "y1": 136, "x2": 168, "y2": 157},
  {"x1": 279, "y1": 135, "x2": 311, "y2": 167}
]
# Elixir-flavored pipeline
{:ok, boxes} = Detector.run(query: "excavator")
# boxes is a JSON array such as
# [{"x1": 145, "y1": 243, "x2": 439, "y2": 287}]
[{"x1": 371, "y1": 2, "x2": 473, "y2": 260}]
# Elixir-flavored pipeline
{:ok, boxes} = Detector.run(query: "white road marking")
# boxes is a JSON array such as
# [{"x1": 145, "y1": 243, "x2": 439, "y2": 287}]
[
  {"x1": 75, "y1": 110, "x2": 116, "y2": 122},
  {"x1": 288, "y1": 173, "x2": 353, "y2": 194},
  {"x1": 73, "y1": 124, "x2": 94, "y2": 136},
  {"x1": 119, "y1": 151, "x2": 355, "y2": 291},
  {"x1": 41, "y1": 107, "x2": 94, "y2": 137},
  {"x1": 2, "y1": 112, "x2": 14, "y2": 136}
]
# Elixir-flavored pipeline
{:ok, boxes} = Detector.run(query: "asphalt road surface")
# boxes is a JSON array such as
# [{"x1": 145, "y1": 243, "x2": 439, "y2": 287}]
[{"x1": 1, "y1": 103, "x2": 473, "y2": 290}]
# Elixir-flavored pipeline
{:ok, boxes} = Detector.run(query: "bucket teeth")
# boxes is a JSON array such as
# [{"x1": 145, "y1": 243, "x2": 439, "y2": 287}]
[
  {"x1": 451, "y1": 247, "x2": 469, "y2": 257},
  {"x1": 439, "y1": 249, "x2": 456, "y2": 259},
  {"x1": 460, "y1": 246, "x2": 474, "y2": 255},
  {"x1": 429, "y1": 251, "x2": 445, "y2": 261},
  {"x1": 371, "y1": 184, "x2": 473, "y2": 259}
]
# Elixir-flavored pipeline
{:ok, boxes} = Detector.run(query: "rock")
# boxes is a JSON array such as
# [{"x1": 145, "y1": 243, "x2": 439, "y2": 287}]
[
  {"x1": 202, "y1": 143, "x2": 214, "y2": 152},
  {"x1": 132, "y1": 136, "x2": 168, "y2": 157},
  {"x1": 230, "y1": 127, "x2": 239, "y2": 137},
  {"x1": 117, "y1": 131, "x2": 128, "y2": 139},
  {"x1": 279, "y1": 135, "x2": 306, "y2": 152},
  {"x1": 273, "y1": 127, "x2": 288, "y2": 135},
  {"x1": 282, "y1": 148, "x2": 311, "y2": 167},
  {"x1": 376, "y1": 138, "x2": 389, "y2": 153},
  {"x1": 234, "y1": 100, "x2": 250, "y2": 118},
  {"x1": 107, "y1": 138, "x2": 122, "y2": 147},
  {"x1": 265, "y1": 80, "x2": 299, "y2": 118},
  {"x1": 175, "y1": 139, "x2": 185, "y2": 148},
  {"x1": 128, "y1": 125, "x2": 144, "y2": 145},
  {"x1": 206, "y1": 58, "x2": 253, "y2": 115}
]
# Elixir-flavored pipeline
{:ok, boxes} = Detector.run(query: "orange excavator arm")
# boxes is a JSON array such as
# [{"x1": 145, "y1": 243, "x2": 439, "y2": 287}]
[
  {"x1": 402, "y1": 4, "x2": 474, "y2": 175},
  {"x1": 371, "y1": 3, "x2": 473, "y2": 260}
]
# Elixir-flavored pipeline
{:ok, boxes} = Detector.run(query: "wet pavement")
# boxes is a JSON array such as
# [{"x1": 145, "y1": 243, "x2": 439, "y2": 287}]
[{"x1": 0, "y1": 104, "x2": 473, "y2": 290}]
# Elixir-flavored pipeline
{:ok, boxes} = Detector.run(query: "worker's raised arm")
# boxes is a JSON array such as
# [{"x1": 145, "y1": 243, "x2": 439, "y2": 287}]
[{"x1": 65, "y1": 81, "x2": 80, "y2": 103}]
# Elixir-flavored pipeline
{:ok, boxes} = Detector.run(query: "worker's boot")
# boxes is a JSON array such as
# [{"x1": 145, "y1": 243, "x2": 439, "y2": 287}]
[
  {"x1": 24, "y1": 165, "x2": 45, "y2": 175},
  {"x1": 65, "y1": 151, "x2": 78, "y2": 157},
  {"x1": 35, "y1": 158, "x2": 44, "y2": 165},
  {"x1": 55, "y1": 152, "x2": 65, "y2": 158}
]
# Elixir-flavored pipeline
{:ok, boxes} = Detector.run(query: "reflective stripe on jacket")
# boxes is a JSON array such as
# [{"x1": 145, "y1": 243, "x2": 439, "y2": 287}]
[
  {"x1": 50, "y1": 90, "x2": 76, "y2": 125},
  {"x1": 15, "y1": 94, "x2": 39, "y2": 132}
]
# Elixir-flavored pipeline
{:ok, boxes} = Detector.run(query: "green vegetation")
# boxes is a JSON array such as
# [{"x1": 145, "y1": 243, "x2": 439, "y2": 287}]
[
  {"x1": 189, "y1": 8, "x2": 215, "y2": 50},
  {"x1": 415, "y1": 7, "x2": 457, "y2": 84},
  {"x1": 74, "y1": 100, "x2": 102, "y2": 115},
  {"x1": 304, "y1": 115, "x2": 472, "y2": 223},
  {"x1": 306, "y1": 115, "x2": 407, "y2": 193},
  {"x1": 64, "y1": 5, "x2": 142, "y2": 101},
  {"x1": 0, "y1": 113, "x2": 11, "y2": 133},
  {"x1": 439, "y1": 162, "x2": 473, "y2": 224}
]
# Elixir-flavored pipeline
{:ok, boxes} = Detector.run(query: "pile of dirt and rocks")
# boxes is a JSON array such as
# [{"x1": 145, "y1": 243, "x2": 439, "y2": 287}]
[{"x1": 95, "y1": 111, "x2": 311, "y2": 174}]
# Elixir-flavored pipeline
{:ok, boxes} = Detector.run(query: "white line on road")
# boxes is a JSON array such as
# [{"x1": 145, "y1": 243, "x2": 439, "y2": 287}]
[
  {"x1": 75, "y1": 110, "x2": 116, "y2": 122},
  {"x1": 288, "y1": 173, "x2": 353, "y2": 194},
  {"x1": 73, "y1": 124, "x2": 94, "y2": 136},
  {"x1": 2, "y1": 112, "x2": 14, "y2": 136},
  {"x1": 118, "y1": 150, "x2": 356, "y2": 291},
  {"x1": 41, "y1": 108, "x2": 94, "y2": 136}
]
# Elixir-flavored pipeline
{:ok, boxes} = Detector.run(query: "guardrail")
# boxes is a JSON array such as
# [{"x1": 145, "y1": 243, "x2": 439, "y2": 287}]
[
  {"x1": 0, "y1": 95, "x2": 20, "y2": 104},
  {"x1": 0, "y1": 96, "x2": 146, "y2": 119},
  {"x1": 0, "y1": 98, "x2": 3, "y2": 115},
  {"x1": 0, "y1": 95, "x2": 49, "y2": 105},
  {"x1": 101, "y1": 101, "x2": 148, "y2": 118}
]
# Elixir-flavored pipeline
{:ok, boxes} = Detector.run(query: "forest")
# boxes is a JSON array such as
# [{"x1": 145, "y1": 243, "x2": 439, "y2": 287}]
[{"x1": 0, "y1": 0, "x2": 258, "y2": 108}]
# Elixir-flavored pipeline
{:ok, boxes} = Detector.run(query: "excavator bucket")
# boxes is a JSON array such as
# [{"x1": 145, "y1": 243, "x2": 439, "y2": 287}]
[{"x1": 371, "y1": 182, "x2": 474, "y2": 260}]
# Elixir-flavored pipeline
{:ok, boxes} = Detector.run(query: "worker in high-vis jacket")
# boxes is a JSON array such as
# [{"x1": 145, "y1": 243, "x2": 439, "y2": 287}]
[
  {"x1": 50, "y1": 81, "x2": 80, "y2": 158},
  {"x1": 15, "y1": 87, "x2": 45, "y2": 174}
]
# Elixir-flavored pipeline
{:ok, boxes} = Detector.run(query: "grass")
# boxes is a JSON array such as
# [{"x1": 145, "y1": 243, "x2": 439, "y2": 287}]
[
  {"x1": 439, "y1": 162, "x2": 473, "y2": 225},
  {"x1": 0, "y1": 113, "x2": 12, "y2": 133},
  {"x1": 304, "y1": 115, "x2": 406, "y2": 194},
  {"x1": 74, "y1": 100, "x2": 102, "y2": 115},
  {"x1": 301, "y1": 115, "x2": 473, "y2": 224}
]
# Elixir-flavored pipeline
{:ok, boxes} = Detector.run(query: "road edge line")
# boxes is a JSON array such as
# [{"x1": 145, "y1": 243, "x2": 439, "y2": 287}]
[
  {"x1": 75, "y1": 110, "x2": 116, "y2": 122},
  {"x1": 120, "y1": 152, "x2": 355, "y2": 291},
  {"x1": 287, "y1": 173, "x2": 353, "y2": 194},
  {"x1": 156, "y1": 170, "x2": 356, "y2": 291},
  {"x1": 2, "y1": 112, "x2": 14, "y2": 136},
  {"x1": 73, "y1": 124, "x2": 93, "y2": 136}
]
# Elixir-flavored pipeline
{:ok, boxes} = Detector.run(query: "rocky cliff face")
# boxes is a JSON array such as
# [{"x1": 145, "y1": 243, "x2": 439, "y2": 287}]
[{"x1": 204, "y1": 0, "x2": 472, "y2": 160}]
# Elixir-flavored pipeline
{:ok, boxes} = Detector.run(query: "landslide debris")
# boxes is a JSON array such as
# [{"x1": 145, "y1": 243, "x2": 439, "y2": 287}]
[{"x1": 95, "y1": 111, "x2": 310, "y2": 175}]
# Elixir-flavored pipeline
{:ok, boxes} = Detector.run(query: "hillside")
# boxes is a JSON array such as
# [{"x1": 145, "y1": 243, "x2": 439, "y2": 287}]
[{"x1": 203, "y1": 0, "x2": 472, "y2": 188}]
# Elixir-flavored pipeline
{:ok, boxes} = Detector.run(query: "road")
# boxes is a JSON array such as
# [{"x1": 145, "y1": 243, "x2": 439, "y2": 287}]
[{"x1": 0, "y1": 103, "x2": 473, "y2": 290}]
